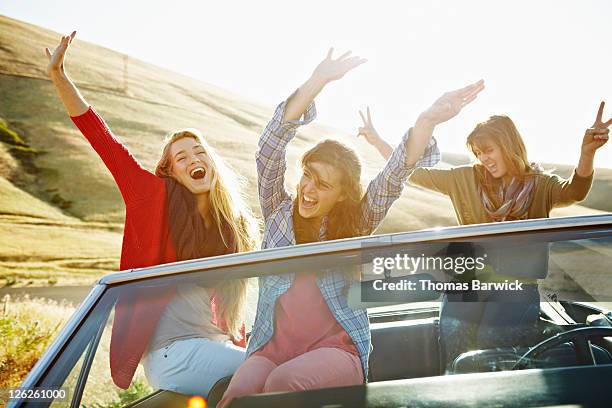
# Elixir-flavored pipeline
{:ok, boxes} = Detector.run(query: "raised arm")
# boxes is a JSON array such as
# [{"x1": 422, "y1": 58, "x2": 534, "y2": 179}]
[
  {"x1": 358, "y1": 79, "x2": 484, "y2": 164},
  {"x1": 360, "y1": 128, "x2": 441, "y2": 234},
  {"x1": 283, "y1": 48, "x2": 367, "y2": 122},
  {"x1": 46, "y1": 32, "x2": 89, "y2": 116},
  {"x1": 356, "y1": 107, "x2": 452, "y2": 193},
  {"x1": 256, "y1": 99, "x2": 316, "y2": 219},
  {"x1": 411, "y1": 80, "x2": 485, "y2": 157},
  {"x1": 549, "y1": 101, "x2": 610, "y2": 207},
  {"x1": 358, "y1": 81, "x2": 484, "y2": 232},
  {"x1": 256, "y1": 49, "x2": 366, "y2": 219},
  {"x1": 576, "y1": 101, "x2": 610, "y2": 178},
  {"x1": 357, "y1": 108, "x2": 453, "y2": 193},
  {"x1": 45, "y1": 32, "x2": 156, "y2": 204},
  {"x1": 357, "y1": 107, "x2": 394, "y2": 160}
]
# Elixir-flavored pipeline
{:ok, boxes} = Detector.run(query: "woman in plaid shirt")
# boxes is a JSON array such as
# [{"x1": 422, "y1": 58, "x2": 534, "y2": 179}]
[{"x1": 220, "y1": 49, "x2": 482, "y2": 406}]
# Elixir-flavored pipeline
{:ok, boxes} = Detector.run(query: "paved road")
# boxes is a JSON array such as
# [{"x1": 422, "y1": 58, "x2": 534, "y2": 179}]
[{"x1": 1, "y1": 285, "x2": 610, "y2": 317}]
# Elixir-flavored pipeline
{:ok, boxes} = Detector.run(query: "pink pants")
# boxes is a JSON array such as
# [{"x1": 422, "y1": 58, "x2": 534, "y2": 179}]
[{"x1": 217, "y1": 347, "x2": 363, "y2": 408}]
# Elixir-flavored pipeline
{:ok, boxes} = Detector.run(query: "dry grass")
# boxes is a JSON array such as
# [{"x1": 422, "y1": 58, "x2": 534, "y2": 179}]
[
  {"x1": 79, "y1": 311, "x2": 153, "y2": 407},
  {"x1": 0, "y1": 214, "x2": 121, "y2": 287},
  {"x1": 0, "y1": 295, "x2": 152, "y2": 407},
  {"x1": 0, "y1": 295, "x2": 74, "y2": 389},
  {"x1": 542, "y1": 162, "x2": 612, "y2": 213},
  {"x1": 0, "y1": 178, "x2": 74, "y2": 221},
  {"x1": 1, "y1": 15, "x2": 610, "y2": 287}
]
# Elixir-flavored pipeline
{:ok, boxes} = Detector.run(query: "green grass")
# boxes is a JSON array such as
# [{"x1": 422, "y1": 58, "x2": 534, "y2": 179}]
[{"x1": 0, "y1": 117, "x2": 28, "y2": 147}]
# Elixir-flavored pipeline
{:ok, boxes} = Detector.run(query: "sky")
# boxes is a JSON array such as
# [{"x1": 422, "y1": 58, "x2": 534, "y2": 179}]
[{"x1": 2, "y1": 0, "x2": 611, "y2": 166}]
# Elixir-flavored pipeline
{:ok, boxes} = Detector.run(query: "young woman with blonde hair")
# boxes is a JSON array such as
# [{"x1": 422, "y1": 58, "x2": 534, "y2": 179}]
[
  {"x1": 45, "y1": 32, "x2": 259, "y2": 396},
  {"x1": 219, "y1": 49, "x2": 483, "y2": 406},
  {"x1": 358, "y1": 97, "x2": 610, "y2": 370}
]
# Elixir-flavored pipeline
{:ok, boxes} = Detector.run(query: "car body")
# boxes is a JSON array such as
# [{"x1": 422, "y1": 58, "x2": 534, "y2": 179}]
[{"x1": 8, "y1": 214, "x2": 612, "y2": 407}]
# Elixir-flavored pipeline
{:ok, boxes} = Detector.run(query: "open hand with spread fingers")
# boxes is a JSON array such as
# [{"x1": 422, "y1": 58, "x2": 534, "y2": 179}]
[
  {"x1": 45, "y1": 31, "x2": 76, "y2": 78},
  {"x1": 43, "y1": 30, "x2": 89, "y2": 116},
  {"x1": 283, "y1": 48, "x2": 366, "y2": 122},
  {"x1": 582, "y1": 101, "x2": 611, "y2": 155},
  {"x1": 418, "y1": 79, "x2": 485, "y2": 127},
  {"x1": 311, "y1": 48, "x2": 367, "y2": 84}
]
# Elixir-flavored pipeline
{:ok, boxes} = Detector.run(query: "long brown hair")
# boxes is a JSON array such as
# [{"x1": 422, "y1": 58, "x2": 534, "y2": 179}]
[
  {"x1": 293, "y1": 139, "x2": 364, "y2": 244},
  {"x1": 155, "y1": 129, "x2": 259, "y2": 339},
  {"x1": 466, "y1": 115, "x2": 538, "y2": 199},
  {"x1": 293, "y1": 139, "x2": 364, "y2": 284}
]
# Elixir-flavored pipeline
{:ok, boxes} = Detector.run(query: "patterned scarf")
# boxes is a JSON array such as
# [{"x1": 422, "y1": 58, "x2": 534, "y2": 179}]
[{"x1": 477, "y1": 164, "x2": 541, "y2": 222}]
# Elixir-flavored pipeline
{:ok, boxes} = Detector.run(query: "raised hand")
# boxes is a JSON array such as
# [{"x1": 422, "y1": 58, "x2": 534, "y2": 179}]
[
  {"x1": 311, "y1": 48, "x2": 367, "y2": 84},
  {"x1": 44, "y1": 31, "x2": 88, "y2": 116},
  {"x1": 582, "y1": 101, "x2": 611, "y2": 155},
  {"x1": 45, "y1": 31, "x2": 76, "y2": 78},
  {"x1": 357, "y1": 107, "x2": 393, "y2": 160},
  {"x1": 283, "y1": 48, "x2": 366, "y2": 122},
  {"x1": 357, "y1": 107, "x2": 382, "y2": 145},
  {"x1": 418, "y1": 80, "x2": 485, "y2": 126}
]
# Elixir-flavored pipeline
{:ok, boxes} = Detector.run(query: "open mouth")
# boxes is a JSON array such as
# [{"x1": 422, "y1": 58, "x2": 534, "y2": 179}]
[
  {"x1": 301, "y1": 194, "x2": 318, "y2": 209},
  {"x1": 190, "y1": 167, "x2": 206, "y2": 180},
  {"x1": 485, "y1": 163, "x2": 497, "y2": 173}
]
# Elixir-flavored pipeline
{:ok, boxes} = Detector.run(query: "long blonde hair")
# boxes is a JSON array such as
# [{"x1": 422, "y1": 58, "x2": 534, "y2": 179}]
[{"x1": 155, "y1": 129, "x2": 259, "y2": 339}]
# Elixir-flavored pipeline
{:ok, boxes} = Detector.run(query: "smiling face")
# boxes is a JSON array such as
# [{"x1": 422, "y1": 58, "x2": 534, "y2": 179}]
[
  {"x1": 471, "y1": 140, "x2": 509, "y2": 179},
  {"x1": 168, "y1": 137, "x2": 213, "y2": 195},
  {"x1": 297, "y1": 161, "x2": 346, "y2": 220}
]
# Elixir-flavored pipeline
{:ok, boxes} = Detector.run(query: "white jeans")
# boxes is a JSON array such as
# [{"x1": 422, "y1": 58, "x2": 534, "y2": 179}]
[{"x1": 143, "y1": 337, "x2": 246, "y2": 397}]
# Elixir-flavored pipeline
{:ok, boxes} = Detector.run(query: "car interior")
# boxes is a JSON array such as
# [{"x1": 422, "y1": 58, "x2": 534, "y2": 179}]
[{"x1": 15, "y1": 218, "x2": 612, "y2": 408}]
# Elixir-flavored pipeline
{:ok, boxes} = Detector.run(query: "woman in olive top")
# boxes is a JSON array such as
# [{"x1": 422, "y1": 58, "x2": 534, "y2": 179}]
[
  {"x1": 358, "y1": 103, "x2": 609, "y2": 223},
  {"x1": 357, "y1": 101, "x2": 610, "y2": 370}
]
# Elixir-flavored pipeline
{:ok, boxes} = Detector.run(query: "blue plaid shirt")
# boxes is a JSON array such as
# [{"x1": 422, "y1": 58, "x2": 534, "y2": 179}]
[{"x1": 248, "y1": 97, "x2": 440, "y2": 380}]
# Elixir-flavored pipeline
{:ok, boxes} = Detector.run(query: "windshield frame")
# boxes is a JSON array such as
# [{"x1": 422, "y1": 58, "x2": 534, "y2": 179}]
[{"x1": 11, "y1": 214, "x2": 612, "y2": 407}]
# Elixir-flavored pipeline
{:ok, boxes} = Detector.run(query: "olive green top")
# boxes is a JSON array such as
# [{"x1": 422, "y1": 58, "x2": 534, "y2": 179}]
[{"x1": 409, "y1": 165, "x2": 594, "y2": 225}]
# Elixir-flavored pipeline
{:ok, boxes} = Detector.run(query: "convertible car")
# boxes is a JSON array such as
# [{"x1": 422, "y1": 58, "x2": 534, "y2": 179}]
[{"x1": 7, "y1": 214, "x2": 612, "y2": 407}]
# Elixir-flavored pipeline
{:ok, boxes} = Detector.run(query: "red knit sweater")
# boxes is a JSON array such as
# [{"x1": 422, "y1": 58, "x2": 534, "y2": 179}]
[{"x1": 71, "y1": 107, "x2": 245, "y2": 389}]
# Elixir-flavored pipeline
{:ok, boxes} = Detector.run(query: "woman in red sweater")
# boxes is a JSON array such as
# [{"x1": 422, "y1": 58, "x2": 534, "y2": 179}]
[{"x1": 45, "y1": 32, "x2": 259, "y2": 396}]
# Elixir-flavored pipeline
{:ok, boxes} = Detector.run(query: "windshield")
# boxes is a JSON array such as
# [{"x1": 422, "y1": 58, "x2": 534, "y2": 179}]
[{"x1": 18, "y1": 220, "x2": 612, "y2": 407}]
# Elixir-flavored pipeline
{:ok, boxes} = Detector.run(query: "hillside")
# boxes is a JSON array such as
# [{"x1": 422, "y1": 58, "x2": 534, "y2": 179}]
[{"x1": 0, "y1": 15, "x2": 608, "y2": 286}]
